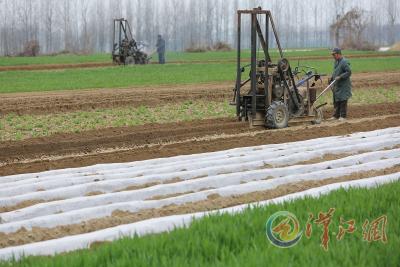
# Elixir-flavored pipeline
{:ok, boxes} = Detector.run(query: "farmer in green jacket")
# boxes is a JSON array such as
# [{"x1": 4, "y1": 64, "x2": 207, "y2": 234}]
[{"x1": 329, "y1": 48, "x2": 352, "y2": 121}]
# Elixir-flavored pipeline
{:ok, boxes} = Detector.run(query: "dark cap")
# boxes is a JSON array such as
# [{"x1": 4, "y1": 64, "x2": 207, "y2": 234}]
[{"x1": 331, "y1": 47, "x2": 342, "y2": 55}]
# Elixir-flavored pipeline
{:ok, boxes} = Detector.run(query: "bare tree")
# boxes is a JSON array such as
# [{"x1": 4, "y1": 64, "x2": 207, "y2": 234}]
[
  {"x1": 135, "y1": 0, "x2": 143, "y2": 40},
  {"x1": 0, "y1": 0, "x2": 8, "y2": 55},
  {"x1": 31, "y1": 0, "x2": 40, "y2": 42},
  {"x1": 59, "y1": 0, "x2": 72, "y2": 51},
  {"x1": 170, "y1": 0, "x2": 180, "y2": 50},
  {"x1": 233, "y1": 0, "x2": 239, "y2": 48},
  {"x1": 144, "y1": 0, "x2": 155, "y2": 44},
  {"x1": 330, "y1": 8, "x2": 370, "y2": 49},
  {"x1": 223, "y1": 0, "x2": 230, "y2": 42},
  {"x1": 96, "y1": 0, "x2": 106, "y2": 52},
  {"x1": 386, "y1": 0, "x2": 398, "y2": 45},
  {"x1": 17, "y1": 0, "x2": 30, "y2": 45},
  {"x1": 80, "y1": 0, "x2": 90, "y2": 52},
  {"x1": 187, "y1": 0, "x2": 198, "y2": 47},
  {"x1": 126, "y1": 0, "x2": 134, "y2": 28},
  {"x1": 331, "y1": 0, "x2": 347, "y2": 46},
  {"x1": 42, "y1": 0, "x2": 54, "y2": 53},
  {"x1": 0, "y1": 0, "x2": 398, "y2": 56}
]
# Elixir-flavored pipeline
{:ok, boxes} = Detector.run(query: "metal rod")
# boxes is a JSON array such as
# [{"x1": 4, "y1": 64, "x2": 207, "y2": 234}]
[
  {"x1": 112, "y1": 20, "x2": 116, "y2": 57},
  {"x1": 241, "y1": 78, "x2": 251, "y2": 87},
  {"x1": 268, "y1": 11, "x2": 283, "y2": 58},
  {"x1": 251, "y1": 13, "x2": 257, "y2": 119},
  {"x1": 255, "y1": 19, "x2": 270, "y2": 62},
  {"x1": 238, "y1": 10, "x2": 268, "y2": 14},
  {"x1": 119, "y1": 21, "x2": 122, "y2": 52},
  {"x1": 314, "y1": 80, "x2": 336, "y2": 104},
  {"x1": 126, "y1": 21, "x2": 133, "y2": 40},
  {"x1": 264, "y1": 13, "x2": 269, "y2": 106},
  {"x1": 236, "y1": 12, "x2": 242, "y2": 119},
  {"x1": 265, "y1": 14, "x2": 269, "y2": 60},
  {"x1": 121, "y1": 22, "x2": 127, "y2": 39}
]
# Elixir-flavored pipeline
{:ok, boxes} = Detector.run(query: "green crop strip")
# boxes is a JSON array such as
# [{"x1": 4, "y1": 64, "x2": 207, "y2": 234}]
[
  {"x1": 2, "y1": 178, "x2": 399, "y2": 266},
  {"x1": 1, "y1": 49, "x2": 399, "y2": 66},
  {"x1": 0, "y1": 100, "x2": 234, "y2": 141},
  {"x1": 0, "y1": 87, "x2": 398, "y2": 142},
  {"x1": 0, "y1": 56, "x2": 400, "y2": 94}
]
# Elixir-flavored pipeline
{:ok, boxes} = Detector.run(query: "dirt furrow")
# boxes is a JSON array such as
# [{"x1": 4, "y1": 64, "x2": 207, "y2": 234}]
[
  {"x1": 0, "y1": 102, "x2": 399, "y2": 176},
  {"x1": 1, "y1": 71, "x2": 399, "y2": 115},
  {"x1": 0, "y1": 62, "x2": 114, "y2": 72},
  {"x1": 0, "y1": 83, "x2": 233, "y2": 115}
]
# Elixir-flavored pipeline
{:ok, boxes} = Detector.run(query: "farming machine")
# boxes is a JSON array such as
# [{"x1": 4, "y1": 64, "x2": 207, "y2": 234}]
[
  {"x1": 112, "y1": 18, "x2": 150, "y2": 65},
  {"x1": 232, "y1": 8, "x2": 327, "y2": 128}
]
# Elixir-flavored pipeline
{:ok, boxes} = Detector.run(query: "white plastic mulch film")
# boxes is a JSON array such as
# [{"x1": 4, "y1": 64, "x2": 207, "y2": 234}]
[{"x1": 0, "y1": 127, "x2": 399, "y2": 260}]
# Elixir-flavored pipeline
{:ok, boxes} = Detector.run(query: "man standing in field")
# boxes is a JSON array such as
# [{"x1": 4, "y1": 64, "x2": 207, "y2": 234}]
[
  {"x1": 156, "y1": 34, "x2": 166, "y2": 64},
  {"x1": 329, "y1": 48, "x2": 352, "y2": 121}
]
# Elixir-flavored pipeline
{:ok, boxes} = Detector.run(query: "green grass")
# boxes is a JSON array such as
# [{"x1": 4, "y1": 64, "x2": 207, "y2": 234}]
[
  {"x1": 2, "y1": 178, "x2": 399, "y2": 267},
  {"x1": 0, "y1": 63, "x2": 235, "y2": 93},
  {"x1": 293, "y1": 57, "x2": 400, "y2": 75},
  {"x1": 0, "y1": 101, "x2": 234, "y2": 141},
  {"x1": 318, "y1": 87, "x2": 400, "y2": 105},
  {"x1": 0, "y1": 53, "x2": 109, "y2": 66},
  {"x1": 166, "y1": 49, "x2": 400, "y2": 62},
  {"x1": 1, "y1": 87, "x2": 398, "y2": 142},
  {"x1": 1, "y1": 57, "x2": 400, "y2": 94},
  {"x1": 1, "y1": 49, "x2": 399, "y2": 66}
]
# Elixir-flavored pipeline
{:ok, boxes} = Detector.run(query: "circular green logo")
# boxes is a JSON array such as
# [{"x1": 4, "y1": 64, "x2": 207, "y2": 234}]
[{"x1": 266, "y1": 211, "x2": 303, "y2": 248}]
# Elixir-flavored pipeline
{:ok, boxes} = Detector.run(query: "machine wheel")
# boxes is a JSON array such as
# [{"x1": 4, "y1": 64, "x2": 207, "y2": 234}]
[
  {"x1": 126, "y1": 56, "x2": 135, "y2": 65},
  {"x1": 288, "y1": 94, "x2": 305, "y2": 117},
  {"x1": 311, "y1": 108, "x2": 324, "y2": 125},
  {"x1": 265, "y1": 101, "x2": 289, "y2": 129}
]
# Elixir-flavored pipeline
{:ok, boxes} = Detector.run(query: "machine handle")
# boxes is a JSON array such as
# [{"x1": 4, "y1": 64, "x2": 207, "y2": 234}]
[{"x1": 314, "y1": 80, "x2": 336, "y2": 104}]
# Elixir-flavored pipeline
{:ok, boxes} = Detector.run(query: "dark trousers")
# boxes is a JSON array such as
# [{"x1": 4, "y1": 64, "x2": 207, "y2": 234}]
[
  {"x1": 334, "y1": 100, "x2": 348, "y2": 118},
  {"x1": 158, "y1": 53, "x2": 165, "y2": 64}
]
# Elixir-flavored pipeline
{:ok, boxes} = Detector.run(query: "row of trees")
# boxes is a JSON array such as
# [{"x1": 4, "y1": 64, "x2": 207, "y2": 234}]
[{"x1": 0, "y1": 0, "x2": 399, "y2": 56}]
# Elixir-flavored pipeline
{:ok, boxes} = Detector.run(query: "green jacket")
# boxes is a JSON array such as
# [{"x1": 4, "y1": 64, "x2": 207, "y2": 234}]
[{"x1": 331, "y1": 57, "x2": 352, "y2": 102}]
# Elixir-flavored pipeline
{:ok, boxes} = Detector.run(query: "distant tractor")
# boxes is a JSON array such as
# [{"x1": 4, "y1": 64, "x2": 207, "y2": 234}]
[
  {"x1": 232, "y1": 8, "x2": 326, "y2": 129},
  {"x1": 112, "y1": 18, "x2": 150, "y2": 65}
]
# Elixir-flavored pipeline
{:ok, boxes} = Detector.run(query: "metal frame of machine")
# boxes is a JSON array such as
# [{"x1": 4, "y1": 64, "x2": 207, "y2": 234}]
[
  {"x1": 112, "y1": 18, "x2": 150, "y2": 65},
  {"x1": 232, "y1": 8, "x2": 325, "y2": 128}
]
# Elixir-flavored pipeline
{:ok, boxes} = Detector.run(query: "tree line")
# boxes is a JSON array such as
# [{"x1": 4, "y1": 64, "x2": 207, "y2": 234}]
[{"x1": 0, "y1": 0, "x2": 398, "y2": 56}]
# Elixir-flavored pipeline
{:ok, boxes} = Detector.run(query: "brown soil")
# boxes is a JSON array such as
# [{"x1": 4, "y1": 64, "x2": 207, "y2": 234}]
[
  {"x1": 350, "y1": 71, "x2": 400, "y2": 89},
  {"x1": 117, "y1": 183, "x2": 159, "y2": 193},
  {"x1": 0, "y1": 199, "x2": 60, "y2": 214},
  {"x1": 391, "y1": 43, "x2": 400, "y2": 51},
  {"x1": 0, "y1": 53, "x2": 398, "y2": 72},
  {"x1": 0, "y1": 102, "x2": 399, "y2": 177},
  {"x1": 85, "y1": 191, "x2": 104, "y2": 197},
  {"x1": 1, "y1": 164, "x2": 398, "y2": 249},
  {"x1": 146, "y1": 191, "x2": 196, "y2": 201},
  {"x1": 1, "y1": 71, "x2": 399, "y2": 115},
  {"x1": 116, "y1": 178, "x2": 183, "y2": 194},
  {"x1": 0, "y1": 82, "x2": 232, "y2": 115},
  {"x1": 279, "y1": 153, "x2": 353, "y2": 167},
  {"x1": 0, "y1": 62, "x2": 113, "y2": 72}
]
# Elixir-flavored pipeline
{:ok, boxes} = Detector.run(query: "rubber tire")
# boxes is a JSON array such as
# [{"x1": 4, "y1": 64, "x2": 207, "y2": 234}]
[
  {"x1": 289, "y1": 94, "x2": 304, "y2": 117},
  {"x1": 265, "y1": 101, "x2": 289, "y2": 129},
  {"x1": 126, "y1": 56, "x2": 135, "y2": 65},
  {"x1": 311, "y1": 108, "x2": 324, "y2": 125}
]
